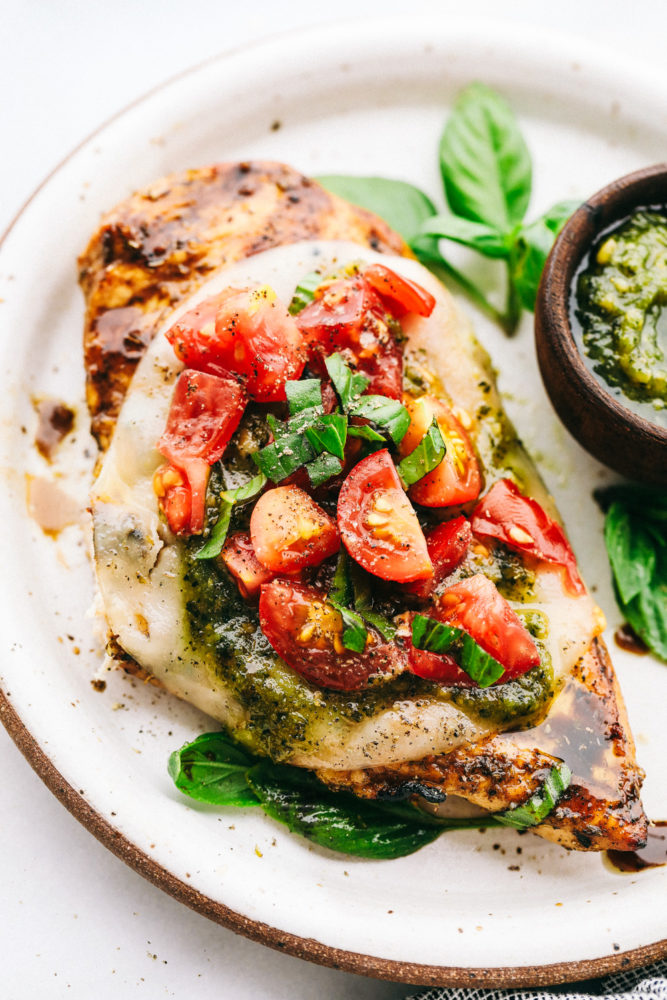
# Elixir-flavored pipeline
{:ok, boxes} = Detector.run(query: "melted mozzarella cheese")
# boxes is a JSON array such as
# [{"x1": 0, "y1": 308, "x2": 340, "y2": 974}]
[{"x1": 91, "y1": 240, "x2": 598, "y2": 770}]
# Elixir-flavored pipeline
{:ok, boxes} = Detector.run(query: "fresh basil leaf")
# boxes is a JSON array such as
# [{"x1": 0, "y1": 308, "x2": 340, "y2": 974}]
[
  {"x1": 325, "y1": 352, "x2": 370, "y2": 410},
  {"x1": 440, "y1": 82, "x2": 532, "y2": 233},
  {"x1": 329, "y1": 549, "x2": 354, "y2": 607},
  {"x1": 316, "y1": 175, "x2": 438, "y2": 242},
  {"x1": 412, "y1": 614, "x2": 505, "y2": 687},
  {"x1": 285, "y1": 378, "x2": 323, "y2": 415},
  {"x1": 509, "y1": 200, "x2": 578, "y2": 310},
  {"x1": 397, "y1": 416, "x2": 445, "y2": 487},
  {"x1": 349, "y1": 395, "x2": 410, "y2": 445},
  {"x1": 253, "y1": 432, "x2": 316, "y2": 482},
  {"x1": 305, "y1": 451, "x2": 343, "y2": 488},
  {"x1": 305, "y1": 412, "x2": 348, "y2": 460},
  {"x1": 221, "y1": 472, "x2": 268, "y2": 507},
  {"x1": 168, "y1": 732, "x2": 259, "y2": 807},
  {"x1": 601, "y1": 496, "x2": 667, "y2": 661},
  {"x1": 419, "y1": 212, "x2": 508, "y2": 258},
  {"x1": 604, "y1": 502, "x2": 656, "y2": 605},
  {"x1": 195, "y1": 472, "x2": 268, "y2": 560},
  {"x1": 495, "y1": 763, "x2": 571, "y2": 829},
  {"x1": 357, "y1": 609, "x2": 397, "y2": 642},
  {"x1": 246, "y1": 762, "x2": 443, "y2": 859},
  {"x1": 331, "y1": 602, "x2": 368, "y2": 653},
  {"x1": 347, "y1": 422, "x2": 385, "y2": 443},
  {"x1": 288, "y1": 270, "x2": 323, "y2": 315},
  {"x1": 195, "y1": 501, "x2": 233, "y2": 560},
  {"x1": 624, "y1": 568, "x2": 667, "y2": 661}
]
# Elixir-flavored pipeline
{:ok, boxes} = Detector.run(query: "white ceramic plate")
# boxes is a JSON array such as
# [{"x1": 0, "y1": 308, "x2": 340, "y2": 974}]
[{"x1": 1, "y1": 18, "x2": 665, "y2": 988}]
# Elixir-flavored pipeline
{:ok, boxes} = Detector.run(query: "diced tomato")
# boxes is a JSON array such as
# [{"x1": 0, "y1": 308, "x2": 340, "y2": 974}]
[
  {"x1": 153, "y1": 464, "x2": 192, "y2": 536},
  {"x1": 470, "y1": 479, "x2": 585, "y2": 596},
  {"x1": 250, "y1": 485, "x2": 340, "y2": 574},
  {"x1": 156, "y1": 369, "x2": 246, "y2": 534},
  {"x1": 166, "y1": 286, "x2": 306, "y2": 402},
  {"x1": 296, "y1": 275, "x2": 403, "y2": 399},
  {"x1": 259, "y1": 579, "x2": 404, "y2": 691},
  {"x1": 362, "y1": 263, "x2": 436, "y2": 318},
  {"x1": 337, "y1": 449, "x2": 432, "y2": 583},
  {"x1": 408, "y1": 574, "x2": 540, "y2": 686},
  {"x1": 405, "y1": 516, "x2": 472, "y2": 599},
  {"x1": 219, "y1": 532, "x2": 275, "y2": 599},
  {"x1": 400, "y1": 395, "x2": 482, "y2": 508}
]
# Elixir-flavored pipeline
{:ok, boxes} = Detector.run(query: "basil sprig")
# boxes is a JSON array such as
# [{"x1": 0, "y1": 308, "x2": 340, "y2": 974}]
[
  {"x1": 196, "y1": 472, "x2": 268, "y2": 560},
  {"x1": 595, "y1": 485, "x2": 667, "y2": 661},
  {"x1": 318, "y1": 83, "x2": 578, "y2": 335},
  {"x1": 169, "y1": 731, "x2": 572, "y2": 858},
  {"x1": 412, "y1": 613, "x2": 505, "y2": 688},
  {"x1": 397, "y1": 416, "x2": 445, "y2": 487}
]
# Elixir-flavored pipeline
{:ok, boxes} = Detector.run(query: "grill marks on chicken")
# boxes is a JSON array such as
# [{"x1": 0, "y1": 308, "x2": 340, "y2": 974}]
[{"x1": 79, "y1": 161, "x2": 407, "y2": 449}]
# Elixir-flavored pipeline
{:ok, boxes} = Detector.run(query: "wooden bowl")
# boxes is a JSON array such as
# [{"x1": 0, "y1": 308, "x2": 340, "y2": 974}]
[{"x1": 535, "y1": 164, "x2": 667, "y2": 486}]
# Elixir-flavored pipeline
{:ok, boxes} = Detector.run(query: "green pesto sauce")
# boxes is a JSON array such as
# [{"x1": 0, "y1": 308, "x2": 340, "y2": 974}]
[
  {"x1": 181, "y1": 535, "x2": 555, "y2": 763},
  {"x1": 574, "y1": 210, "x2": 667, "y2": 427}
]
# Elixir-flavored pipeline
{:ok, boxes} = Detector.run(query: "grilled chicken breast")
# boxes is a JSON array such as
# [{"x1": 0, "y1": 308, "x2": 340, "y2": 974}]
[{"x1": 82, "y1": 163, "x2": 646, "y2": 854}]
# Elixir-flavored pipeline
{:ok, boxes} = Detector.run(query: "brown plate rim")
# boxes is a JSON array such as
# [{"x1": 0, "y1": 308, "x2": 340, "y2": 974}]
[{"x1": 2, "y1": 27, "x2": 666, "y2": 989}]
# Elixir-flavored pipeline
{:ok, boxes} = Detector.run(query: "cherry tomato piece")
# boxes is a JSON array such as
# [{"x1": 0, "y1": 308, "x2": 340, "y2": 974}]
[
  {"x1": 400, "y1": 395, "x2": 482, "y2": 508},
  {"x1": 259, "y1": 579, "x2": 404, "y2": 691},
  {"x1": 166, "y1": 286, "x2": 306, "y2": 402},
  {"x1": 219, "y1": 532, "x2": 275, "y2": 600},
  {"x1": 362, "y1": 263, "x2": 436, "y2": 318},
  {"x1": 405, "y1": 516, "x2": 472, "y2": 599},
  {"x1": 296, "y1": 275, "x2": 403, "y2": 399},
  {"x1": 153, "y1": 464, "x2": 192, "y2": 536},
  {"x1": 250, "y1": 485, "x2": 340, "y2": 574},
  {"x1": 409, "y1": 574, "x2": 540, "y2": 686},
  {"x1": 157, "y1": 369, "x2": 246, "y2": 533},
  {"x1": 337, "y1": 449, "x2": 432, "y2": 582},
  {"x1": 470, "y1": 479, "x2": 585, "y2": 596}
]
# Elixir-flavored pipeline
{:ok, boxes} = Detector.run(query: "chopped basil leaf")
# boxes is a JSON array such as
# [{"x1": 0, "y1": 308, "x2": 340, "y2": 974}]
[
  {"x1": 350, "y1": 565, "x2": 398, "y2": 640},
  {"x1": 495, "y1": 762, "x2": 571, "y2": 829},
  {"x1": 221, "y1": 472, "x2": 268, "y2": 506},
  {"x1": 349, "y1": 395, "x2": 410, "y2": 445},
  {"x1": 253, "y1": 432, "x2": 316, "y2": 482},
  {"x1": 195, "y1": 472, "x2": 268, "y2": 559},
  {"x1": 168, "y1": 732, "x2": 260, "y2": 807},
  {"x1": 285, "y1": 377, "x2": 323, "y2": 415},
  {"x1": 329, "y1": 549, "x2": 354, "y2": 607},
  {"x1": 412, "y1": 614, "x2": 505, "y2": 687},
  {"x1": 332, "y1": 603, "x2": 368, "y2": 653},
  {"x1": 325, "y1": 352, "x2": 370, "y2": 409},
  {"x1": 347, "y1": 423, "x2": 385, "y2": 442},
  {"x1": 397, "y1": 416, "x2": 446, "y2": 486},
  {"x1": 196, "y1": 502, "x2": 233, "y2": 559},
  {"x1": 305, "y1": 412, "x2": 348, "y2": 460},
  {"x1": 288, "y1": 270, "x2": 323, "y2": 315},
  {"x1": 357, "y1": 608, "x2": 397, "y2": 642},
  {"x1": 305, "y1": 451, "x2": 343, "y2": 488}
]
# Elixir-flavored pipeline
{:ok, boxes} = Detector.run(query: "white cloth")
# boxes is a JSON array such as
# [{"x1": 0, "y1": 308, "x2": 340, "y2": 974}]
[{"x1": 407, "y1": 958, "x2": 667, "y2": 1000}]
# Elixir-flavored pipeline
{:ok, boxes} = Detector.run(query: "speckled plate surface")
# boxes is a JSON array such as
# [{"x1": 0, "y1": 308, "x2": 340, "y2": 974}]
[{"x1": 0, "y1": 18, "x2": 665, "y2": 988}]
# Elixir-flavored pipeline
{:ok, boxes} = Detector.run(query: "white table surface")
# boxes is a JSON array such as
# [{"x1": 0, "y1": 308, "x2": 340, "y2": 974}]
[{"x1": 1, "y1": 2, "x2": 664, "y2": 997}]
